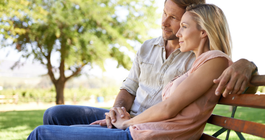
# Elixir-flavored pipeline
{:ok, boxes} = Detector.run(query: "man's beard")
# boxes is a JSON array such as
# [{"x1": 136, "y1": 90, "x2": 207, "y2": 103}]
[
  {"x1": 162, "y1": 33, "x2": 178, "y2": 41},
  {"x1": 161, "y1": 28, "x2": 178, "y2": 41}
]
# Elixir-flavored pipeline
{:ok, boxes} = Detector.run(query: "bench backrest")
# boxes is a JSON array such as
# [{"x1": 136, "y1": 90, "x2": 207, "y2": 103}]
[{"x1": 200, "y1": 75, "x2": 265, "y2": 140}]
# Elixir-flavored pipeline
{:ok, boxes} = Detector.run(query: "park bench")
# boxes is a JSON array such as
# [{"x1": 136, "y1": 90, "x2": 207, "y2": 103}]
[
  {"x1": 0, "y1": 94, "x2": 19, "y2": 104},
  {"x1": 200, "y1": 75, "x2": 265, "y2": 140}
]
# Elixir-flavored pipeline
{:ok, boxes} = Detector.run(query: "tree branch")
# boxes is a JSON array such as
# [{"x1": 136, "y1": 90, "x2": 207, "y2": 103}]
[
  {"x1": 46, "y1": 50, "x2": 57, "y2": 85},
  {"x1": 36, "y1": 41, "x2": 46, "y2": 56},
  {"x1": 65, "y1": 64, "x2": 86, "y2": 82},
  {"x1": 58, "y1": 40, "x2": 66, "y2": 82}
]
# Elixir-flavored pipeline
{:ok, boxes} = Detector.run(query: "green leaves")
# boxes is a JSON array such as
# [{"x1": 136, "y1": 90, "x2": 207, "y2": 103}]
[
  {"x1": 0, "y1": 0, "x2": 160, "y2": 104},
  {"x1": 1, "y1": 0, "x2": 159, "y2": 74}
]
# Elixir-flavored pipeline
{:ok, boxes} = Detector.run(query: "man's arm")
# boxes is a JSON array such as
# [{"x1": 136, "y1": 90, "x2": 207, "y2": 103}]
[
  {"x1": 214, "y1": 59, "x2": 257, "y2": 97},
  {"x1": 113, "y1": 89, "x2": 135, "y2": 111}
]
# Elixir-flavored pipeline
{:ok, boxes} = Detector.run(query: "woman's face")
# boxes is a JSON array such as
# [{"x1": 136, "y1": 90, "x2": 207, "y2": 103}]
[{"x1": 176, "y1": 12, "x2": 202, "y2": 53}]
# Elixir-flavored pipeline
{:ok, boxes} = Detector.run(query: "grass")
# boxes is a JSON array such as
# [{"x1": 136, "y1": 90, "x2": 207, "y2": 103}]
[
  {"x1": 0, "y1": 110, "x2": 45, "y2": 140},
  {"x1": 0, "y1": 105, "x2": 264, "y2": 140}
]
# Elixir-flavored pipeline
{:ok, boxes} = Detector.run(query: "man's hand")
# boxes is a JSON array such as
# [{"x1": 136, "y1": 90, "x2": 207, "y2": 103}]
[
  {"x1": 214, "y1": 59, "x2": 257, "y2": 97},
  {"x1": 90, "y1": 107, "x2": 128, "y2": 128},
  {"x1": 111, "y1": 107, "x2": 131, "y2": 130},
  {"x1": 91, "y1": 107, "x2": 127, "y2": 129}
]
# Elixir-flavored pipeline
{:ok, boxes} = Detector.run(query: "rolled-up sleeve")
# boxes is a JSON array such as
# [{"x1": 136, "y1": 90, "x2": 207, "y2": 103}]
[{"x1": 120, "y1": 51, "x2": 141, "y2": 96}]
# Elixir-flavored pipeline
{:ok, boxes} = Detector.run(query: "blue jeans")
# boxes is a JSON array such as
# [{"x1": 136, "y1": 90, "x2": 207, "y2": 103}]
[
  {"x1": 43, "y1": 105, "x2": 108, "y2": 125},
  {"x1": 27, "y1": 105, "x2": 133, "y2": 140}
]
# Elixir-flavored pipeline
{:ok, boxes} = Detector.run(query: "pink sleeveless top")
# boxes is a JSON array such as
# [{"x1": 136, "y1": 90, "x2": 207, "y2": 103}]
[{"x1": 129, "y1": 50, "x2": 233, "y2": 140}]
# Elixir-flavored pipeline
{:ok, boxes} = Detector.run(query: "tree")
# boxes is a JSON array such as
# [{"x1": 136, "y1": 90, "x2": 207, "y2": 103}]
[{"x1": 0, "y1": 0, "x2": 159, "y2": 104}]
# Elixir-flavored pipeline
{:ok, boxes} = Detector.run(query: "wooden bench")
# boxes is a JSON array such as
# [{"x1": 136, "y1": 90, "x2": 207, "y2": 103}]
[
  {"x1": 200, "y1": 75, "x2": 265, "y2": 140},
  {"x1": 0, "y1": 94, "x2": 19, "y2": 104}
]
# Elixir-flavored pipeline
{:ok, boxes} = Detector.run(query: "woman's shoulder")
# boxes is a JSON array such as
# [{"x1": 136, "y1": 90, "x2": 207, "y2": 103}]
[
  {"x1": 199, "y1": 50, "x2": 230, "y2": 61},
  {"x1": 189, "y1": 50, "x2": 232, "y2": 74},
  {"x1": 196, "y1": 50, "x2": 231, "y2": 65}
]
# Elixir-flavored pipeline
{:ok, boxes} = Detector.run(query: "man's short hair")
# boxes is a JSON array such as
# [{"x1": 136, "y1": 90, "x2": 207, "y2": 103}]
[{"x1": 165, "y1": 0, "x2": 206, "y2": 9}]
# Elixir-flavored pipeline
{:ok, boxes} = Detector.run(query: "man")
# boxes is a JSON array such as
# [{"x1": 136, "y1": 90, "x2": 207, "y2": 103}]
[{"x1": 28, "y1": 0, "x2": 257, "y2": 139}]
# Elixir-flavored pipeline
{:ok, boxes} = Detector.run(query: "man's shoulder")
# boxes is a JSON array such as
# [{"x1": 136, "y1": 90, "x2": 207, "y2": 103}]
[
  {"x1": 142, "y1": 36, "x2": 163, "y2": 46},
  {"x1": 138, "y1": 36, "x2": 163, "y2": 53}
]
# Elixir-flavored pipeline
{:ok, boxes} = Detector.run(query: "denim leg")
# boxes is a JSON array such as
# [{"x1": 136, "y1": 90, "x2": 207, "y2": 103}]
[
  {"x1": 43, "y1": 105, "x2": 109, "y2": 125},
  {"x1": 27, "y1": 125, "x2": 133, "y2": 140}
]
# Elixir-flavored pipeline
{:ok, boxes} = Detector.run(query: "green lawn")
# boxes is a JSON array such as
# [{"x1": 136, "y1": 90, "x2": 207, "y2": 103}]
[
  {"x1": 0, "y1": 105, "x2": 264, "y2": 140},
  {"x1": 0, "y1": 110, "x2": 45, "y2": 140}
]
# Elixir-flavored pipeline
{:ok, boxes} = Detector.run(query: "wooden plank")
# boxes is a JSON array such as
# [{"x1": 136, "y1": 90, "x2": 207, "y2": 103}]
[
  {"x1": 218, "y1": 94, "x2": 265, "y2": 108},
  {"x1": 201, "y1": 75, "x2": 265, "y2": 139},
  {"x1": 207, "y1": 114, "x2": 265, "y2": 138},
  {"x1": 199, "y1": 133, "x2": 220, "y2": 140},
  {"x1": 250, "y1": 75, "x2": 265, "y2": 86}
]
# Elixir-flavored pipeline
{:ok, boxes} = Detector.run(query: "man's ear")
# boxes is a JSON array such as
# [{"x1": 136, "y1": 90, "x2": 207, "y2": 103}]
[{"x1": 201, "y1": 30, "x2": 207, "y2": 38}]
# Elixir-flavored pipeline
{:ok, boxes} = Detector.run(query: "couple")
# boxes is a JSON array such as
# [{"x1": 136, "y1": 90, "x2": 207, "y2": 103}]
[{"x1": 28, "y1": 0, "x2": 257, "y2": 140}]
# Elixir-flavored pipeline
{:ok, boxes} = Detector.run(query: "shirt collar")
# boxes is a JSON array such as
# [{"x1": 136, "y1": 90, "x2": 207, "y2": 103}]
[
  {"x1": 154, "y1": 36, "x2": 182, "y2": 55},
  {"x1": 153, "y1": 36, "x2": 165, "y2": 47}
]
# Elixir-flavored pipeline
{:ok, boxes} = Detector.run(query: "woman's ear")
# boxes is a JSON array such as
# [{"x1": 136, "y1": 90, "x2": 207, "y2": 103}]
[{"x1": 201, "y1": 30, "x2": 207, "y2": 38}]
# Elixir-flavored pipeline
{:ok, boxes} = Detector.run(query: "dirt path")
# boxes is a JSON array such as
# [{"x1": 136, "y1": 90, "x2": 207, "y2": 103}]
[{"x1": 0, "y1": 100, "x2": 114, "y2": 112}]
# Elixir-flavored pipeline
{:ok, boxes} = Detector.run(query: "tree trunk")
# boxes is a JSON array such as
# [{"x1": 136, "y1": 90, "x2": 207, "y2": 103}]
[{"x1": 55, "y1": 81, "x2": 65, "y2": 104}]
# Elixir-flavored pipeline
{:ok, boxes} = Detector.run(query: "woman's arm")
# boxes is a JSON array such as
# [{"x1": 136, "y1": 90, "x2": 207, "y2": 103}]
[{"x1": 113, "y1": 57, "x2": 229, "y2": 129}]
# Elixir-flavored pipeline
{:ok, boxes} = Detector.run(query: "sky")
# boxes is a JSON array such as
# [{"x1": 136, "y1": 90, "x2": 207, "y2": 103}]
[
  {"x1": 155, "y1": 0, "x2": 265, "y2": 71},
  {"x1": 103, "y1": 0, "x2": 265, "y2": 82},
  {"x1": 1, "y1": 0, "x2": 265, "y2": 83}
]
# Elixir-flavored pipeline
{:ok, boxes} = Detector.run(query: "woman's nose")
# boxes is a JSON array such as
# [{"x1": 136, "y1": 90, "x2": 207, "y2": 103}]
[{"x1": 176, "y1": 29, "x2": 181, "y2": 37}]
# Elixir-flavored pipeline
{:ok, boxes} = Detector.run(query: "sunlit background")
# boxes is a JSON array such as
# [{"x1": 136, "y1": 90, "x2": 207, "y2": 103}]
[
  {"x1": 100, "y1": 0, "x2": 265, "y2": 81},
  {"x1": 1, "y1": 0, "x2": 265, "y2": 84}
]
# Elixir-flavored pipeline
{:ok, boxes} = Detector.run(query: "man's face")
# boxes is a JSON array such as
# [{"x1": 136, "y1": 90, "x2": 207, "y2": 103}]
[{"x1": 161, "y1": 0, "x2": 185, "y2": 41}]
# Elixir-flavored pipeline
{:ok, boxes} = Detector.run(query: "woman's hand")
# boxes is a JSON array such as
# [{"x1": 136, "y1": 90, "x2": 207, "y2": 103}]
[{"x1": 106, "y1": 107, "x2": 131, "y2": 130}]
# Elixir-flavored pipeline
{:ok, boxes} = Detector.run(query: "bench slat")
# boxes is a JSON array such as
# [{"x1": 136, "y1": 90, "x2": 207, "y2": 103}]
[
  {"x1": 218, "y1": 94, "x2": 265, "y2": 108},
  {"x1": 199, "y1": 133, "x2": 220, "y2": 140},
  {"x1": 200, "y1": 133, "x2": 220, "y2": 140},
  {"x1": 207, "y1": 114, "x2": 265, "y2": 138},
  {"x1": 250, "y1": 75, "x2": 265, "y2": 86},
  {"x1": 201, "y1": 75, "x2": 265, "y2": 139}
]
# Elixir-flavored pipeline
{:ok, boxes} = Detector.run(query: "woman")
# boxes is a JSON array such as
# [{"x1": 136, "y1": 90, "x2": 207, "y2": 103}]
[{"x1": 110, "y1": 4, "x2": 232, "y2": 140}]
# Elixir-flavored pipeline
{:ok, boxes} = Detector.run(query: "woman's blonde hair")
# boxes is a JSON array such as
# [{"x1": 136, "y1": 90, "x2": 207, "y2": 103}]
[{"x1": 186, "y1": 4, "x2": 232, "y2": 57}]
